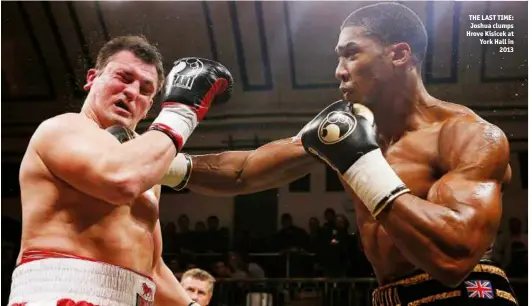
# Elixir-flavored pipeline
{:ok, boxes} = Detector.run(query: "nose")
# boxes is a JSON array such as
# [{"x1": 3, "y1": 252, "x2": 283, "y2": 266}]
[
  {"x1": 335, "y1": 60, "x2": 349, "y2": 82},
  {"x1": 123, "y1": 81, "x2": 140, "y2": 102},
  {"x1": 189, "y1": 292, "x2": 199, "y2": 300}
]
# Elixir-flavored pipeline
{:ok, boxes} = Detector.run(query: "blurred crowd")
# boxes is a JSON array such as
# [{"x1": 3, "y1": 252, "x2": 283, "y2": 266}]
[
  {"x1": 161, "y1": 208, "x2": 374, "y2": 280},
  {"x1": 1, "y1": 209, "x2": 528, "y2": 305}
]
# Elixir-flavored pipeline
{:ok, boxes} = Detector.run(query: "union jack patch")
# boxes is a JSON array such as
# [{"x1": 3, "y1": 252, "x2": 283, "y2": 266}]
[{"x1": 464, "y1": 280, "x2": 494, "y2": 299}]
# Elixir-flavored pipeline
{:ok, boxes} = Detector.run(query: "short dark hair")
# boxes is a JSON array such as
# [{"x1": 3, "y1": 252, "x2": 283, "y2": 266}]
[
  {"x1": 207, "y1": 215, "x2": 219, "y2": 221},
  {"x1": 95, "y1": 35, "x2": 165, "y2": 91},
  {"x1": 341, "y1": 3, "x2": 428, "y2": 67}
]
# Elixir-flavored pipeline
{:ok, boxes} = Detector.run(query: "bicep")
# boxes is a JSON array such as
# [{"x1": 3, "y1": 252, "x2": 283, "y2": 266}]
[
  {"x1": 431, "y1": 119, "x2": 509, "y2": 238},
  {"x1": 428, "y1": 172, "x2": 502, "y2": 246},
  {"x1": 34, "y1": 117, "x2": 122, "y2": 201}
]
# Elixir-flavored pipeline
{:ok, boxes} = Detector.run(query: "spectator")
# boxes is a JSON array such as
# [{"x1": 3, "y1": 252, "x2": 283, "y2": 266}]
[
  {"x1": 321, "y1": 208, "x2": 337, "y2": 246},
  {"x1": 321, "y1": 214, "x2": 357, "y2": 277},
  {"x1": 275, "y1": 213, "x2": 309, "y2": 252},
  {"x1": 494, "y1": 218, "x2": 527, "y2": 268},
  {"x1": 181, "y1": 268, "x2": 216, "y2": 306},
  {"x1": 162, "y1": 222, "x2": 179, "y2": 254},
  {"x1": 322, "y1": 208, "x2": 336, "y2": 232},
  {"x1": 167, "y1": 258, "x2": 184, "y2": 279},
  {"x1": 177, "y1": 214, "x2": 195, "y2": 252},
  {"x1": 205, "y1": 216, "x2": 229, "y2": 253},
  {"x1": 193, "y1": 221, "x2": 208, "y2": 253},
  {"x1": 211, "y1": 260, "x2": 232, "y2": 278},
  {"x1": 227, "y1": 251, "x2": 265, "y2": 279},
  {"x1": 349, "y1": 232, "x2": 374, "y2": 277},
  {"x1": 502, "y1": 218, "x2": 528, "y2": 277},
  {"x1": 307, "y1": 217, "x2": 323, "y2": 253}
]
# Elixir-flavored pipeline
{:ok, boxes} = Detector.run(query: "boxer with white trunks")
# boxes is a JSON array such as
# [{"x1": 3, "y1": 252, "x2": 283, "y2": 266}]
[{"x1": 10, "y1": 35, "x2": 233, "y2": 306}]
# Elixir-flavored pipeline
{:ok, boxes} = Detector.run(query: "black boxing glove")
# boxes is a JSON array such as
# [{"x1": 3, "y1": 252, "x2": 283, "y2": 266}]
[
  {"x1": 149, "y1": 57, "x2": 233, "y2": 152},
  {"x1": 106, "y1": 125, "x2": 136, "y2": 143},
  {"x1": 300, "y1": 100, "x2": 410, "y2": 218},
  {"x1": 106, "y1": 125, "x2": 193, "y2": 190}
]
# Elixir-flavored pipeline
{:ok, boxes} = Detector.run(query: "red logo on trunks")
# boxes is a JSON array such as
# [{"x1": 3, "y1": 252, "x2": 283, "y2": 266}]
[
  {"x1": 142, "y1": 282, "x2": 153, "y2": 298},
  {"x1": 136, "y1": 282, "x2": 154, "y2": 306},
  {"x1": 56, "y1": 298, "x2": 98, "y2": 306}
]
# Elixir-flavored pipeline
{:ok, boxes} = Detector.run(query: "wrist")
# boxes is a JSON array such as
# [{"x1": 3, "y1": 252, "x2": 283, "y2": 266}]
[
  {"x1": 160, "y1": 153, "x2": 193, "y2": 189},
  {"x1": 150, "y1": 104, "x2": 199, "y2": 151},
  {"x1": 342, "y1": 149, "x2": 410, "y2": 218}
]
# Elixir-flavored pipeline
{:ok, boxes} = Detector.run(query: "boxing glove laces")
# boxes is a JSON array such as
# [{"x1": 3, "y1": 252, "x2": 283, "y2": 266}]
[{"x1": 301, "y1": 100, "x2": 410, "y2": 218}]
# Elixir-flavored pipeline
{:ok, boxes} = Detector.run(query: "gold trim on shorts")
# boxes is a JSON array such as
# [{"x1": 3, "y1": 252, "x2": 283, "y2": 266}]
[
  {"x1": 371, "y1": 264, "x2": 511, "y2": 306},
  {"x1": 407, "y1": 290, "x2": 461, "y2": 306},
  {"x1": 496, "y1": 289, "x2": 518, "y2": 304},
  {"x1": 472, "y1": 264, "x2": 509, "y2": 282},
  {"x1": 372, "y1": 286, "x2": 401, "y2": 306}
]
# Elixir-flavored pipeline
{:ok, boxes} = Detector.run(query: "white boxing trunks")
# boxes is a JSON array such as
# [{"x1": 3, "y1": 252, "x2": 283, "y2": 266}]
[{"x1": 9, "y1": 250, "x2": 156, "y2": 306}]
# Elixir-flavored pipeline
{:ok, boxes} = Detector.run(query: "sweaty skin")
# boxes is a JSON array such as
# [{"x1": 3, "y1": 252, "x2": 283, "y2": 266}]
[
  {"x1": 18, "y1": 50, "x2": 195, "y2": 306},
  {"x1": 187, "y1": 101, "x2": 511, "y2": 286}
]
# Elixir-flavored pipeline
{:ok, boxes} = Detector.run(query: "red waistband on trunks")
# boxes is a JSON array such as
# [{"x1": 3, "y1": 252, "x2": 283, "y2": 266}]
[{"x1": 19, "y1": 249, "x2": 153, "y2": 281}]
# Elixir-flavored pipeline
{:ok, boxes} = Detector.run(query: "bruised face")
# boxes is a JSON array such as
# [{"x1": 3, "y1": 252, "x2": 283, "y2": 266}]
[
  {"x1": 182, "y1": 277, "x2": 212, "y2": 306},
  {"x1": 83, "y1": 51, "x2": 158, "y2": 129},
  {"x1": 335, "y1": 26, "x2": 397, "y2": 107}
]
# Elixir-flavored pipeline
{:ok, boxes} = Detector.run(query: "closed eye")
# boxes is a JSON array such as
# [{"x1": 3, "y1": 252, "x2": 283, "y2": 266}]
[
  {"x1": 140, "y1": 83, "x2": 155, "y2": 96},
  {"x1": 117, "y1": 72, "x2": 133, "y2": 83}
]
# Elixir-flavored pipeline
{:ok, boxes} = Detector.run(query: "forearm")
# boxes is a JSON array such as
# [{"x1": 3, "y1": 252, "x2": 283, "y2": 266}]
[
  {"x1": 102, "y1": 131, "x2": 176, "y2": 201},
  {"x1": 377, "y1": 193, "x2": 480, "y2": 285},
  {"x1": 154, "y1": 259, "x2": 194, "y2": 306},
  {"x1": 187, "y1": 151, "x2": 251, "y2": 196},
  {"x1": 187, "y1": 138, "x2": 315, "y2": 196}
]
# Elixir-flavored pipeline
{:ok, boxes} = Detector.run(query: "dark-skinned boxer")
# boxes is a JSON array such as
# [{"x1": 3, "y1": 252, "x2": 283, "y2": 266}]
[{"x1": 166, "y1": 3, "x2": 518, "y2": 305}]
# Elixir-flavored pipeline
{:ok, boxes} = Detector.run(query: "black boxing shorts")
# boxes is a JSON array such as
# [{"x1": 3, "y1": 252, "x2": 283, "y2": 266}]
[{"x1": 372, "y1": 260, "x2": 518, "y2": 306}]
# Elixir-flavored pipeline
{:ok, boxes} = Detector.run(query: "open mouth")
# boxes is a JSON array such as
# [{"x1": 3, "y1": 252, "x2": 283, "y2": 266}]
[{"x1": 115, "y1": 100, "x2": 131, "y2": 114}]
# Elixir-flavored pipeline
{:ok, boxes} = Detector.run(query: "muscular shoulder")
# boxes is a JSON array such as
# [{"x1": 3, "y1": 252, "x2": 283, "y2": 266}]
[
  {"x1": 438, "y1": 116, "x2": 510, "y2": 180},
  {"x1": 37, "y1": 113, "x2": 92, "y2": 134},
  {"x1": 32, "y1": 113, "x2": 95, "y2": 144}
]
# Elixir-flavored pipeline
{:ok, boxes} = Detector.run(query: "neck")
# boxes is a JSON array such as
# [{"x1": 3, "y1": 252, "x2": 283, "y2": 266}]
[
  {"x1": 80, "y1": 97, "x2": 105, "y2": 129},
  {"x1": 372, "y1": 71, "x2": 436, "y2": 144},
  {"x1": 80, "y1": 97, "x2": 138, "y2": 130}
]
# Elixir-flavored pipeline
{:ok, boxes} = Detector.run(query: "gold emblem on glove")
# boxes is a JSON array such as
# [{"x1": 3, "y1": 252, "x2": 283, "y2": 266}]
[{"x1": 317, "y1": 111, "x2": 357, "y2": 145}]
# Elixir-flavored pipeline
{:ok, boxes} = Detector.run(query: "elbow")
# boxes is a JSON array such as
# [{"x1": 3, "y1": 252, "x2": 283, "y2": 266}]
[
  {"x1": 432, "y1": 262, "x2": 470, "y2": 288},
  {"x1": 206, "y1": 179, "x2": 251, "y2": 197},
  {"x1": 101, "y1": 170, "x2": 144, "y2": 204},
  {"x1": 431, "y1": 253, "x2": 477, "y2": 288}
]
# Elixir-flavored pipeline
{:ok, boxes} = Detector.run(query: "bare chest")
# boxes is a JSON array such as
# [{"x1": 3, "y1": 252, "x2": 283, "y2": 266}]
[
  {"x1": 349, "y1": 129, "x2": 442, "y2": 273},
  {"x1": 352, "y1": 133, "x2": 440, "y2": 229},
  {"x1": 382, "y1": 133, "x2": 440, "y2": 199},
  {"x1": 130, "y1": 187, "x2": 160, "y2": 229},
  {"x1": 57, "y1": 180, "x2": 160, "y2": 231},
  {"x1": 351, "y1": 130, "x2": 441, "y2": 235}
]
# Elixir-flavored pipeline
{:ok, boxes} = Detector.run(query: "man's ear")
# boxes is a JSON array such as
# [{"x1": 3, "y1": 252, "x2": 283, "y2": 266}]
[
  {"x1": 83, "y1": 68, "x2": 98, "y2": 91},
  {"x1": 390, "y1": 42, "x2": 412, "y2": 67}
]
